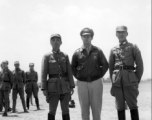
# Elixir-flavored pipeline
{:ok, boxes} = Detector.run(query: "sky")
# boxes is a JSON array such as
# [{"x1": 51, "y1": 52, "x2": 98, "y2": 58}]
[{"x1": 0, "y1": 0, "x2": 151, "y2": 81}]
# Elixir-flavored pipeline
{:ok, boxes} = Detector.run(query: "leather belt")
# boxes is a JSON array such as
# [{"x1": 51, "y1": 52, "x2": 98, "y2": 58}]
[
  {"x1": 115, "y1": 65, "x2": 135, "y2": 70},
  {"x1": 49, "y1": 73, "x2": 67, "y2": 78}
]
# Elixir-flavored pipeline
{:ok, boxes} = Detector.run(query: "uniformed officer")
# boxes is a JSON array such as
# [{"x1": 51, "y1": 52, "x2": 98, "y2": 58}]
[
  {"x1": 109, "y1": 25, "x2": 144, "y2": 120},
  {"x1": 25, "y1": 63, "x2": 40, "y2": 110},
  {"x1": 41, "y1": 34, "x2": 75, "y2": 120},
  {"x1": 12, "y1": 61, "x2": 28, "y2": 113},
  {"x1": 0, "y1": 61, "x2": 13, "y2": 116},
  {"x1": 71, "y1": 28, "x2": 109, "y2": 120}
]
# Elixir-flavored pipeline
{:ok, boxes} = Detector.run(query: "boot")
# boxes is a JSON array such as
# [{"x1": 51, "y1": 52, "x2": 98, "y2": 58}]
[
  {"x1": 12, "y1": 100, "x2": 16, "y2": 113},
  {"x1": 117, "y1": 110, "x2": 126, "y2": 120},
  {"x1": 35, "y1": 96, "x2": 40, "y2": 110},
  {"x1": 48, "y1": 113, "x2": 55, "y2": 120},
  {"x1": 21, "y1": 98, "x2": 28, "y2": 113},
  {"x1": 130, "y1": 109, "x2": 139, "y2": 120},
  {"x1": 69, "y1": 100, "x2": 75, "y2": 108},
  {"x1": 62, "y1": 113, "x2": 70, "y2": 120},
  {"x1": 8, "y1": 99, "x2": 12, "y2": 111},
  {"x1": 26, "y1": 97, "x2": 30, "y2": 110}
]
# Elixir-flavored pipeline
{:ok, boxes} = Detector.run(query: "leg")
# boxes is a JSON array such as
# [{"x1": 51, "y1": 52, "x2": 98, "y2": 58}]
[
  {"x1": 89, "y1": 78, "x2": 103, "y2": 120},
  {"x1": 25, "y1": 88, "x2": 32, "y2": 110},
  {"x1": 33, "y1": 87, "x2": 40, "y2": 110},
  {"x1": 77, "y1": 81, "x2": 90, "y2": 120},
  {"x1": 8, "y1": 90, "x2": 12, "y2": 111},
  {"x1": 0, "y1": 90, "x2": 3, "y2": 111},
  {"x1": 114, "y1": 87, "x2": 126, "y2": 120},
  {"x1": 3, "y1": 90, "x2": 10, "y2": 116},
  {"x1": 18, "y1": 87, "x2": 28, "y2": 112},
  {"x1": 60, "y1": 93, "x2": 71, "y2": 120},
  {"x1": 124, "y1": 86, "x2": 139, "y2": 120},
  {"x1": 12, "y1": 89, "x2": 18, "y2": 113}
]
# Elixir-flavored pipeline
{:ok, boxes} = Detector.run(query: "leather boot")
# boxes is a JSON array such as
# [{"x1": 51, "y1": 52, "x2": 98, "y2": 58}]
[
  {"x1": 130, "y1": 109, "x2": 139, "y2": 120},
  {"x1": 62, "y1": 113, "x2": 70, "y2": 120},
  {"x1": 48, "y1": 113, "x2": 55, "y2": 120},
  {"x1": 26, "y1": 97, "x2": 30, "y2": 110},
  {"x1": 21, "y1": 98, "x2": 28, "y2": 112},
  {"x1": 117, "y1": 110, "x2": 126, "y2": 120},
  {"x1": 35, "y1": 96, "x2": 40, "y2": 110}
]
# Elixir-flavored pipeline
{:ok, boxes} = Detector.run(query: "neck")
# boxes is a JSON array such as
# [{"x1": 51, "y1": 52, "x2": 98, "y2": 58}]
[
  {"x1": 83, "y1": 44, "x2": 91, "y2": 48},
  {"x1": 119, "y1": 39, "x2": 127, "y2": 44},
  {"x1": 52, "y1": 48, "x2": 60, "y2": 52}
]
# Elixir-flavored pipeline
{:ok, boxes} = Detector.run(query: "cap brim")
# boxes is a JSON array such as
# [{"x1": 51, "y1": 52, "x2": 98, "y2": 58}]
[{"x1": 82, "y1": 33, "x2": 91, "y2": 35}]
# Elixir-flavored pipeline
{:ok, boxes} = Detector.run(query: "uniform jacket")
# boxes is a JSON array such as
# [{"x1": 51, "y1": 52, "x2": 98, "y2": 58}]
[
  {"x1": 12, "y1": 68, "x2": 26, "y2": 89},
  {"x1": 41, "y1": 51, "x2": 75, "y2": 94},
  {"x1": 71, "y1": 45, "x2": 109, "y2": 82},
  {"x1": 25, "y1": 70, "x2": 38, "y2": 90},
  {"x1": 0, "y1": 68, "x2": 13, "y2": 90},
  {"x1": 109, "y1": 41, "x2": 144, "y2": 87}
]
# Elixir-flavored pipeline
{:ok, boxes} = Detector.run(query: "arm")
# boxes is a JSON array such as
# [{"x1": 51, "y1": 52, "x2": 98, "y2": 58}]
[
  {"x1": 133, "y1": 44, "x2": 144, "y2": 83},
  {"x1": 41, "y1": 55, "x2": 48, "y2": 90},
  {"x1": 22, "y1": 71, "x2": 26, "y2": 84},
  {"x1": 8, "y1": 70, "x2": 14, "y2": 85},
  {"x1": 98, "y1": 49, "x2": 109, "y2": 78},
  {"x1": 109, "y1": 49, "x2": 115, "y2": 81},
  {"x1": 35, "y1": 72, "x2": 38, "y2": 83},
  {"x1": 66, "y1": 55, "x2": 75, "y2": 88},
  {"x1": 71, "y1": 52, "x2": 78, "y2": 79}
]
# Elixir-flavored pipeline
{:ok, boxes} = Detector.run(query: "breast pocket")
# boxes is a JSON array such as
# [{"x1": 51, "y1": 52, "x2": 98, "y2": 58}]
[{"x1": 49, "y1": 60, "x2": 58, "y2": 70}]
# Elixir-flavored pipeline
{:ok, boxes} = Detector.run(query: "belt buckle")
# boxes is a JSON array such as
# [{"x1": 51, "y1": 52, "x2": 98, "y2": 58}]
[
  {"x1": 59, "y1": 73, "x2": 62, "y2": 79},
  {"x1": 120, "y1": 65, "x2": 124, "y2": 70}
]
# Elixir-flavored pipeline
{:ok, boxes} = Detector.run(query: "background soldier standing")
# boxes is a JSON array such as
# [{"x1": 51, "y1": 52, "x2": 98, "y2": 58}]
[
  {"x1": 41, "y1": 34, "x2": 75, "y2": 120},
  {"x1": 109, "y1": 26, "x2": 144, "y2": 120},
  {"x1": 25, "y1": 63, "x2": 40, "y2": 110},
  {"x1": 0, "y1": 61, "x2": 13, "y2": 116},
  {"x1": 12, "y1": 61, "x2": 28, "y2": 113},
  {"x1": 71, "y1": 28, "x2": 109, "y2": 120}
]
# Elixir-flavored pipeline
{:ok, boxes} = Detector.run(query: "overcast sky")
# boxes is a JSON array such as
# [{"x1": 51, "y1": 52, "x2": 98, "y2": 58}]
[{"x1": 0, "y1": 0, "x2": 151, "y2": 81}]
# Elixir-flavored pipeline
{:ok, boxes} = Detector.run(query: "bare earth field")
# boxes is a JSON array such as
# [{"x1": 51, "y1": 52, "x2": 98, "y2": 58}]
[{"x1": 0, "y1": 81, "x2": 151, "y2": 120}]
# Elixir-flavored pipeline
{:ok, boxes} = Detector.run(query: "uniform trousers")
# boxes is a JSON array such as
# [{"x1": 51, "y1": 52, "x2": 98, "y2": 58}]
[
  {"x1": 0, "y1": 90, "x2": 10, "y2": 113},
  {"x1": 77, "y1": 78, "x2": 103, "y2": 120},
  {"x1": 12, "y1": 87, "x2": 25, "y2": 100},
  {"x1": 48, "y1": 93, "x2": 71, "y2": 115},
  {"x1": 112, "y1": 78, "x2": 139, "y2": 111},
  {"x1": 25, "y1": 83, "x2": 38, "y2": 98}
]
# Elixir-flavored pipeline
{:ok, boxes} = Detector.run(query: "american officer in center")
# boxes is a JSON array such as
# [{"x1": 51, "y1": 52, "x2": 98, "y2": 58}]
[{"x1": 41, "y1": 34, "x2": 75, "y2": 120}]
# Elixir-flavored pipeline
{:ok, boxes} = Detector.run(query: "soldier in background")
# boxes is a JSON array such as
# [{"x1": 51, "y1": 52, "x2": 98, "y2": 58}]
[
  {"x1": 0, "y1": 61, "x2": 13, "y2": 116},
  {"x1": 41, "y1": 34, "x2": 75, "y2": 120},
  {"x1": 109, "y1": 25, "x2": 144, "y2": 120},
  {"x1": 25, "y1": 63, "x2": 40, "y2": 110},
  {"x1": 12, "y1": 61, "x2": 28, "y2": 113}
]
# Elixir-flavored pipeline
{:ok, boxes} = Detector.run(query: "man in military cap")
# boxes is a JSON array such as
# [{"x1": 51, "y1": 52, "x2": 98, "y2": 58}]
[
  {"x1": 71, "y1": 28, "x2": 109, "y2": 120},
  {"x1": 25, "y1": 63, "x2": 40, "y2": 110},
  {"x1": 12, "y1": 61, "x2": 28, "y2": 113},
  {"x1": 0, "y1": 61, "x2": 13, "y2": 116},
  {"x1": 41, "y1": 34, "x2": 75, "y2": 120},
  {"x1": 109, "y1": 25, "x2": 144, "y2": 120}
]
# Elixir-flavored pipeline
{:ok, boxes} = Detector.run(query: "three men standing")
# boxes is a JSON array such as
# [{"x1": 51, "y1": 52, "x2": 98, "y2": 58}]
[
  {"x1": 109, "y1": 26, "x2": 143, "y2": 120},
  {"x1": 71, "y1": 28, "x2": 109, "y2": 120},
  {"x1": 12, "y1": 61, "x2": 28, "y2": 113},
  {"x1": 41, "y1": 34, "x2": 75, "y2": 120}
]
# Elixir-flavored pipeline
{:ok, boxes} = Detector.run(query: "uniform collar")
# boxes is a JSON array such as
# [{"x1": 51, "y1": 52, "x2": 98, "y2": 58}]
[
  {"x1": 15, "y1": 68, "x2": 21, "y2": 71},
  {"x1": 80, "y1": 44, "x2": 95, "y2": 51},
  {"x1": 52, "y1": 49, "x2": 60, "y2": 54},
  {"x1": 119, "y1": 40, "x2": 128, "y2": 47}
]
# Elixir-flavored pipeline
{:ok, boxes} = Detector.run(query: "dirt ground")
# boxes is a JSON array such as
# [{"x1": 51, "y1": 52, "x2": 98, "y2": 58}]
[{"x1": 0, "y1": 81, "x2": 151, "y2": 120}]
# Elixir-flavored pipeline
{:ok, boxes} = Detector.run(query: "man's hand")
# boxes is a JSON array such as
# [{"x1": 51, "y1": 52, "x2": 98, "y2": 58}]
[
  {"x1": 70, "y1": 88, "x2": 74, "y2": 95},
  {"x1": 43, "y1": 90, "x2": 47, "y2": 96}
]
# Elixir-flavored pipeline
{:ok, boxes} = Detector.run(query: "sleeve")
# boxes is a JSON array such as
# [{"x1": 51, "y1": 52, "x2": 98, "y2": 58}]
[
  {"x1": 41, "y1": 55, "x2": 48, "y2": 90},
  {"x1": 22, "y1": 71, "x2": 26, "y2": 84},
  {"x1": 8, "y1": 70, "x2": 14, "y2": 85},
  {"x1": 66, "y1": 55, "x2": 75, "y2": 88},
  {"x1": 98, "y1": 48, "x2": 109, "y2": 78},
  {"x1": 109, "y1": 49, "x2": 115, "y2": 81},
  {"x1": 71, "y1": 52, "x2": 78, "y2": 79},
  {"x1": 35, "y1": 72, "x2": 38, "y2": 82},
  {"x1": 133, "y1": 44, "x2": 144, "y2": 83}
]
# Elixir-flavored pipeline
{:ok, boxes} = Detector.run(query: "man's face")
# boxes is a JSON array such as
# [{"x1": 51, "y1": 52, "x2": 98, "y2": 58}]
[
  {"x1": 1, "y1": 63, "x2": 7, "y2": 69},
  {"x1": 116, "y1": 31, "x2": 128, "y2": 42},
  {"x1": 81, "y1": 34, "x2": 93, "y2": 46},
  {"x1": 50, "y1": 37, "x2": 62, "y2": 50},
  {"x1": 14, "y1": 64, "x2": 20, "y2": 69},
  {"x1": 29, "y1": 66, "x2": 34, "y2": 70}
]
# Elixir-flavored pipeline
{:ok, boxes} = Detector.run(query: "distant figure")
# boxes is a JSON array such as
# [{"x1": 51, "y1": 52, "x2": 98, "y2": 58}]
[
  {"x1": 41, "y1": 34, "x2": 75, "y2": 120},
  {"x1": 25, "y1": 63, "x2": 40, "y2": 110},
  {"x1": 71, "y1": 28, "x2": 109, "y2": 120},
  {"x1": 109, "y1": 25, "x2": 144, "y2": 120},
  {"x1": 0, "y1": 61, "x2": 13, "y2": 116},
  {"x1": 12, "y1": 61, "x2": 28, "y2": 113}
]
